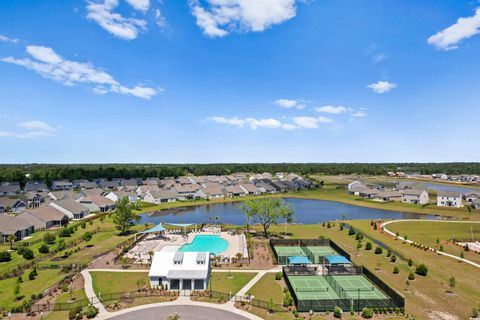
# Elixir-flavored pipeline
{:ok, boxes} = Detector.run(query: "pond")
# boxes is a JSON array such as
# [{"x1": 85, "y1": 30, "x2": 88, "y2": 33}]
[
  {"x1": 137, "y1": 198, "x2": 444, "y2": 226},
  {"x1": 418, "y1": 183, "x2": 479, "y2": 194}
]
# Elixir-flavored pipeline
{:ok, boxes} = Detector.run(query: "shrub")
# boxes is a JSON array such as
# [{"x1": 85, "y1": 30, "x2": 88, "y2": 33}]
[
  {"x1": 38, "y1": 244, "x2": 49, "y2": 254},
  {"x1": 408, "y1": 272, "x2": 415, "y2": 280},
  {"x1": 56, "y1": 239, "x2": 66, "y2": 252},
  {"x1": 22, "y1": 248, "x2": 34, "y2": 260},
  {"x1": 327, "y1": 222, "x2": 331, "y2": 228},
  {"x1": 386, "y1": 250, "x2": 391, "y2": 257},
  {"x1": 339, "y1": 223, "x2": 344, "y2": 231},
  {"x1": 415, "y1": 264, "x2": 428, "y2": 276},
  {"x1": 86, "y1": 305, "x2": 99, "y2": 319},
  {"x1": 390, "y1": 255, "x2": 397, "y2": 263},
  {"x1": 393, "y1": 266, "x2": 399, "y2": 274},
  {"x1": 348, "y1": 228, "x2": 356, "y2": 236},
  {"x1": 267, "y1": 298, "x2": 276, "y2": 313},
  {"x1": 68, "y1": 306, "x2": 83, "y2": 320},
  {"x1": 362, "y1": 307, "x2": 374, "y2": 318},
  {"x1": 408, "y1": 258, "x2": 413, "y2": 267},
  {"x1": 373, "y1": 223, "x2": 377, "y2": 230},
  {"x1": 374, "y1": 247, "x2": 383, "y2": 255},
  {"x1": 80, "y1": 222, "x2": 86, "y2": 229},
  {"x1": 58, "y1": 227, "x2": 73, "y2": 238},
  {"x1": 28, "y1": 268, "x2": 38, "y2": 280},
  {"x1": 355, "y1": 232, "x2": 364, "y2": 241},
  {"x1": 365, "y1": 242, "x2": 372, "y2": 250},
  {"x1": 472, "y1": 308, "x2": 478, "y2": 318},
  {"x1": 275, "y1": 272, "x2": 282, "y2": 280},
  {"x1": 0, "y1": 251, "x2": 12, "y2": 262},
  {"x1": 283, "y1": 292, "x2": 293, "y2": 307},
  {"x1": 334, "y1": 306, "x2": 342, "y2": 318},
  {"x1": 43, "y1": 233, "x2": 56, "y2": 245}
]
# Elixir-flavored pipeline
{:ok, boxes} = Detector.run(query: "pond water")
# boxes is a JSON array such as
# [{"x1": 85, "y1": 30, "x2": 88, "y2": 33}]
[
  {"x1": 137, "y1": 198, "x2": 444, "y2": 226},
  {"x1": 418, "y1": 183, "x2": 478, "y2": 194}
]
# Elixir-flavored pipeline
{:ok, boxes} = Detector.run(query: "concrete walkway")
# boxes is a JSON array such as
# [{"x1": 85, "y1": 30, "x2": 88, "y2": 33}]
[
  {"x1": 235, "y1": 271, "x2": 267, "y2": 298},
  {"x1": 381, "y1": 219, "x2": 480, "y2": 269}
]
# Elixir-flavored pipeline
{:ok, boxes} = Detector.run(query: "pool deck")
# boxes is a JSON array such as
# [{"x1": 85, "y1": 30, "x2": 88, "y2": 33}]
[{"x1": 126, "y1": 231, "x2": 248, "y2": 263}]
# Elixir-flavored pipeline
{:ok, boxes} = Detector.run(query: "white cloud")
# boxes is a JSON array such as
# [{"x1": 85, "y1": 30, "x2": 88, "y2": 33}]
[
  {"x1": 317, "y1": 116, "x2": 334, "y2": 123},
  {"x1": 315, "y1": 105, "x2": 352, "y2": 114},
  {"x1": 351, "y1": 110, "x2": 367, "y2": 118},
  {"x1": 367, "y1": 80, "x2": 397, "y2": 94},
  {"x1": 428, "y1": 8, "x2": 480, "y2": 51},
  {"x1": 274, "y1": 98, "x2": 305, "y2": 109},
  {"x1": 86, "y1": 0, "x2": 147, "y2": 40},
  {"x1": 293, "y1": 116, "x2": 318, "y2": 129},
  {"x1": 2, "y1": 45, "x2": 158, "y2": 99},
  {"x1": 208, "y1": 116, "x2": 282, "y2": 129},
  {"x1": 0, "y1": 120, "x2": 58, "y2": 140},
  {"x1": 0, "y1": 34, "x2": 19, "y2": 44},
  {"x1": 125, "y1": 0, "x2": 150, "y2": 12},
  {"x1": 281, "y1": 123, "x2": 298, "y2": 130},
  {"x1": 189, "y1": 0, "x2": 299, "y2": 38},
  {"x1": 155, "y1": 9, "x2": 167, "y2": 29}
]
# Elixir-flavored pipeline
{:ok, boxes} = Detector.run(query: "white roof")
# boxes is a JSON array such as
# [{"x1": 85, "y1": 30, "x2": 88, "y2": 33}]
[{"x1": 149, "y1": 249, "x2": 210, "y2": 280}]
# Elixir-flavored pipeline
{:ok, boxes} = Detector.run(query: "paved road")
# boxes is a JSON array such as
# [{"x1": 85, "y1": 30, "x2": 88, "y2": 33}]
[{"x1": 107, "y1": 305, "x2": 251, "y2": 320}]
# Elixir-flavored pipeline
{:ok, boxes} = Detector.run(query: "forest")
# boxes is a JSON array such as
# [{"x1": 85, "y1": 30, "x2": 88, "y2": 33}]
[{"x1": 1, "y1": 163, "x2": 480, "y2": 186}]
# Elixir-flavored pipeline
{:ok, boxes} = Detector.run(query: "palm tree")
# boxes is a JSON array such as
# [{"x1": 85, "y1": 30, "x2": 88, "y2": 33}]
[
  {"x1": 8, "y1": 235, "x2": 16, "y2": 250},
  {"x1": 215, "y1": 216, "x2": 220, "y2": 225}
]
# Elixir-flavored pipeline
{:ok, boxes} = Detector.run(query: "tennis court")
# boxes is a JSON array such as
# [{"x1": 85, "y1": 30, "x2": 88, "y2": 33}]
[
  {"x1": 274, "y1": 246, "x2": 307, "y2": 264},
  {"x1": 332, "y1": 275, "x2": 389, "y2": 300},
  {"x1": 304, "y1": 246, "x2": 337, "y2": 264},
  {"x1": 288, "y1": 276, "x2": 340, "y2": 300}
]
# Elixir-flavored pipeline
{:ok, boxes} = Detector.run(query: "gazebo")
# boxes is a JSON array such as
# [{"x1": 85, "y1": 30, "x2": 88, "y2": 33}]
[{"x1": 163, "y1": 222, "x2": 197, "y2": 235}]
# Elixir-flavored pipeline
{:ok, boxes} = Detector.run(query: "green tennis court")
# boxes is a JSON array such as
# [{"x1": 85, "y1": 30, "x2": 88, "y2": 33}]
[
  {"x1": 332, "y1": 275, "x2": 388, "y2": 300},
  {"x1": 288, "y1": 276, "x2": 340, "y2": 300},
  {"x1": 305, "y1": 246, "x2": 337, "y2": 263},
  {"x1": 274, "y1": 246, "x2": 307, "y2": 256}
]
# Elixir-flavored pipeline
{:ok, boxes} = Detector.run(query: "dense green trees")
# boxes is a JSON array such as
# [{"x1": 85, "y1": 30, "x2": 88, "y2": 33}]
[
  {"x1": 1, "y1": 163, "x2": 480, "y2": 186},
  {"x1": 113, "y1": 197, "x2": 138, "y2": 235}
]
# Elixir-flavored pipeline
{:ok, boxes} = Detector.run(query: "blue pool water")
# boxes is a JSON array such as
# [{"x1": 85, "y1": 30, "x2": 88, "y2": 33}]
[{"x1": 179, "y1": 235, "x2": 229, "y2": 255}]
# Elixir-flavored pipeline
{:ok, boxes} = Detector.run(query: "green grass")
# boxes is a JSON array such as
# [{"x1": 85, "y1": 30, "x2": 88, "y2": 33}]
[
  {"x1": 43, "y1": 289, "x2": 88, "y2": 320},
  {"x1": 246, "y1": 273, "x2": 284, "y2": 304},
  {"x1": 209, "y1": 272, "x2": 257, "y2": 295},
  {"x1": 386, "y1": 220, "x2": 480, "y2": 264},
  {"x1": 91, "y1": 271, "x2": 150, "y2": 297}
]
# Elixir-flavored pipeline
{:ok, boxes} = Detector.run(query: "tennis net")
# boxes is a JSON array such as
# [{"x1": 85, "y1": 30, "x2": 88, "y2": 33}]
[{"x1": 295, "y1": 287, "x2": 329, "y2": 292}]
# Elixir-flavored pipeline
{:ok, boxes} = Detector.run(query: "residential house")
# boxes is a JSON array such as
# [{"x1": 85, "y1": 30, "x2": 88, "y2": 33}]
[
  {"x1": 143, "y1": 190, "x2": 178, "y2": 204},
  {"x1": 48, "y1": 190, "x2": 77, "y2": 201},
  {"x1": 19, "y1": 206, "x2": 68, "y2": 230},
  {"x1": 78, "y1": 195, "x2": 115, "y2": 212},
  {"x1": 136, "y1": 185, "x2": 160, "y2": 197},
  {"x1": 239, "y1": 183, "x2": 260, "y2": 195},
  {"x1": 98, "y1": 180, "x2": 120, "y2": 189},
  {"x1": 171, "y1": 184, "x2": 202, "y2": 200},
  {"x1": 401, "y1": 189, "x2": 429, "y2": 205},
  {"x1": 149, "y1": 250, "x2": 211, "y2": 290},
  {"x1": 347, "y1": 181, "x2": 364, "y2": 192},
  {"x1": 105, "y1": 191, "x2": 139, "y2": 203},
  {"x1": 0, "y1": 182, "x2": 21, "y2": 196},
  {"x1": 255, "y1": 182, "x2": 276, "y2": 194},
  {"x1": 25, "y1": 181, "x2": 48, "y2": 192},
  {"x1": 79, "y1": 188, "x2": 105, "y2": 198},
  {"x1": 24, "y1": 192, "x2": 44, "y2": 208},
  {"x1": 464, "y1": 191, "x2": 480, "y2": 204},
  {"x1": 0, "y1": 197, "x2": 27, "y2": 213},
  {"x1": 49, "y1": 199, "x2": 90, "y2": 220},
  {"x1": 473, "y1": 199, "x2": 480, "y2": 210},
  {"x1": 374, "y1": 191, "x2": 402, "y2": 202},
  {"x1": 51, "y1": 180, "x2": 74, "y2": 191},
  {"x1": 143, "y1": 178, "x2": 160, "y2": 186},
  {"x1": 120, "y1": 178, "x2": 139, "y2": 187},
  {"x1": 200, "y1": 185, "x2": 225, "y2": 199},
  {"x1": 160, "y1": 178, "x2": 176, "y2": 189},
  {"x1": 176, "y1": 177, "x2": 192, "y2": 185},
  {"x1": 270, "y1": 181, "x2": 288, "y2": 192},
  {"x1": 0, "y1": 215, "x2": 34, "y2": 242},
  {"x1": 437, "y1": 191, "x2": 463, "y2": 207},
  {"x1": 225, "y1": 185, "x2": 247, "y2": 197},
  {"x1": 73, "y1": 180, "x2": 98, "y2": 189}
]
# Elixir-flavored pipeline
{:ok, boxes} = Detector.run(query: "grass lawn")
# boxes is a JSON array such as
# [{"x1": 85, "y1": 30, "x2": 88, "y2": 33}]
[
  {"x1": 91, "y1": 271, "x2": 149, "y2": 297},
  {"x1": 386, "y1": 220, "x2": 480, "y2": 264},
  {"x1": 43, "y1": 289, "x2": 88, "y2": 320},
  {"x1": 246, "y1": 273, "x2": 284, "y2": 304},
  {"x1": 209, "y1": 272, "x2": 257, "y2": 295},
  {"x1": 0, "y1": 268, "x2": 66, "y2": 308}
]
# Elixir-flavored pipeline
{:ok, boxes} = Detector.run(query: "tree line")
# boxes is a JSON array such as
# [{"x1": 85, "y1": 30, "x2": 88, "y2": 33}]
[{"x1": 1, "y1": 162, "x2": 480, "y2": 186}]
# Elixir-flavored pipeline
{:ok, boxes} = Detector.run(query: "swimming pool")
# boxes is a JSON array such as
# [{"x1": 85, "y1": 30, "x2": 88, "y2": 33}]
[{"x1": 179, "y1": 235, "x2": 229, "y2": 255}]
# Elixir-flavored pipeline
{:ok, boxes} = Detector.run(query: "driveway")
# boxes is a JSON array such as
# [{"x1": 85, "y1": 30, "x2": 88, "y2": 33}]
[{"x1": 107, "y1": 305, "x2": 252, "y2": 320}]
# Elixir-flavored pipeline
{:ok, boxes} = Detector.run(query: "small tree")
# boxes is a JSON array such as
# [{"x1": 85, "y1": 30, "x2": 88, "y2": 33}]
[
  {"x1": 415, "y1": 264, "x2": 428, "y2": 276},
  {"x1": 0, "y1": 251, "x2": 12, "y2": 262},
  {"x1": 83, "y1": 231, "x2": 93, "y2": 244},
  {"x1": 439, "y1": 245, "x2": 444, "y2": 252},
  {"x1": 283, "y1": 292, "x2": 293, "y2": 307},
  {"x1": 43, "y1": 233, "x2": 56, "y2": 245},
  {"x1": 348, "y1": 228, "x2": 356, "y2": 236},
  {"x1": 113, "y1": 197, "x2": 138, "y2": 236},
  {"x1": 408, "y1": 258, "x2": 413, "y2": 267},
  {"x1": 472, "y1": 308, "x2": 478, "y2": 318},
  {"x1": 22, "y1": 248, "x2": 34, "y2": 260},
  {"x1": 365, "y1": 242, "x2": 372, "y2": 250},
  {"x1": 361, "y1": 307, "x2": 374, "y2": 319},
  {"x1": 38, "y1": 244, "x2": 49, "y2": 254},
  {"x1": 267, "y1": 298, "x2": 276, "y2": 313},
  {"x1": 408, "y1": 272, "x2": 415, "y2": 280},
  {"x1": 448, "y1": 276, "x2": 456, "y2": 292},
  {"x1": 374, "y1": 247, "x2": 383, "y2": 255},
  {"x1": 7, "y1": 234, "x2": 16, "y2": 250},
  {"x1": 393, "y1": 266, "x2": 400, "y2": 274}
]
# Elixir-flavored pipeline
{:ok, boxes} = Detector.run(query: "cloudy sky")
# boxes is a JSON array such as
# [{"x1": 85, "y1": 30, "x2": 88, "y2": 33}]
[{"x1": 1, "y1": 0, "x2": 479, "y2": 163}]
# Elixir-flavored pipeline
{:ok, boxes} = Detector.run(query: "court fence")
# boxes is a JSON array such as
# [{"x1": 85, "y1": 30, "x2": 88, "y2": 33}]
[{"x1": 283, "y1": 265, "x2": 318, "y2": 276}]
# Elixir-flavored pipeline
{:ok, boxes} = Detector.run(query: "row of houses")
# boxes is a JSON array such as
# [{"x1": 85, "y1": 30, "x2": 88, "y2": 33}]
[{"x1": 347, "y1": 181, "x2": 480, "y2": 209}]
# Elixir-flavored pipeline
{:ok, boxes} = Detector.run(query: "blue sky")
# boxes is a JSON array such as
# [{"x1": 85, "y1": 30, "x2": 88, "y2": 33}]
[{"x1": 1, "y1": 0, "x2": 479, "y2": 163}]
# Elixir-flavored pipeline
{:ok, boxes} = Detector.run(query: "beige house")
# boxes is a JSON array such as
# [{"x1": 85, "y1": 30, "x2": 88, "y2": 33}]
[
  {"x1": 374, "y1": 191, "x2": 402, "y2": 202},
  {"x1": 401, "y1": 189, "x2": 429, "y2": 205}
]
